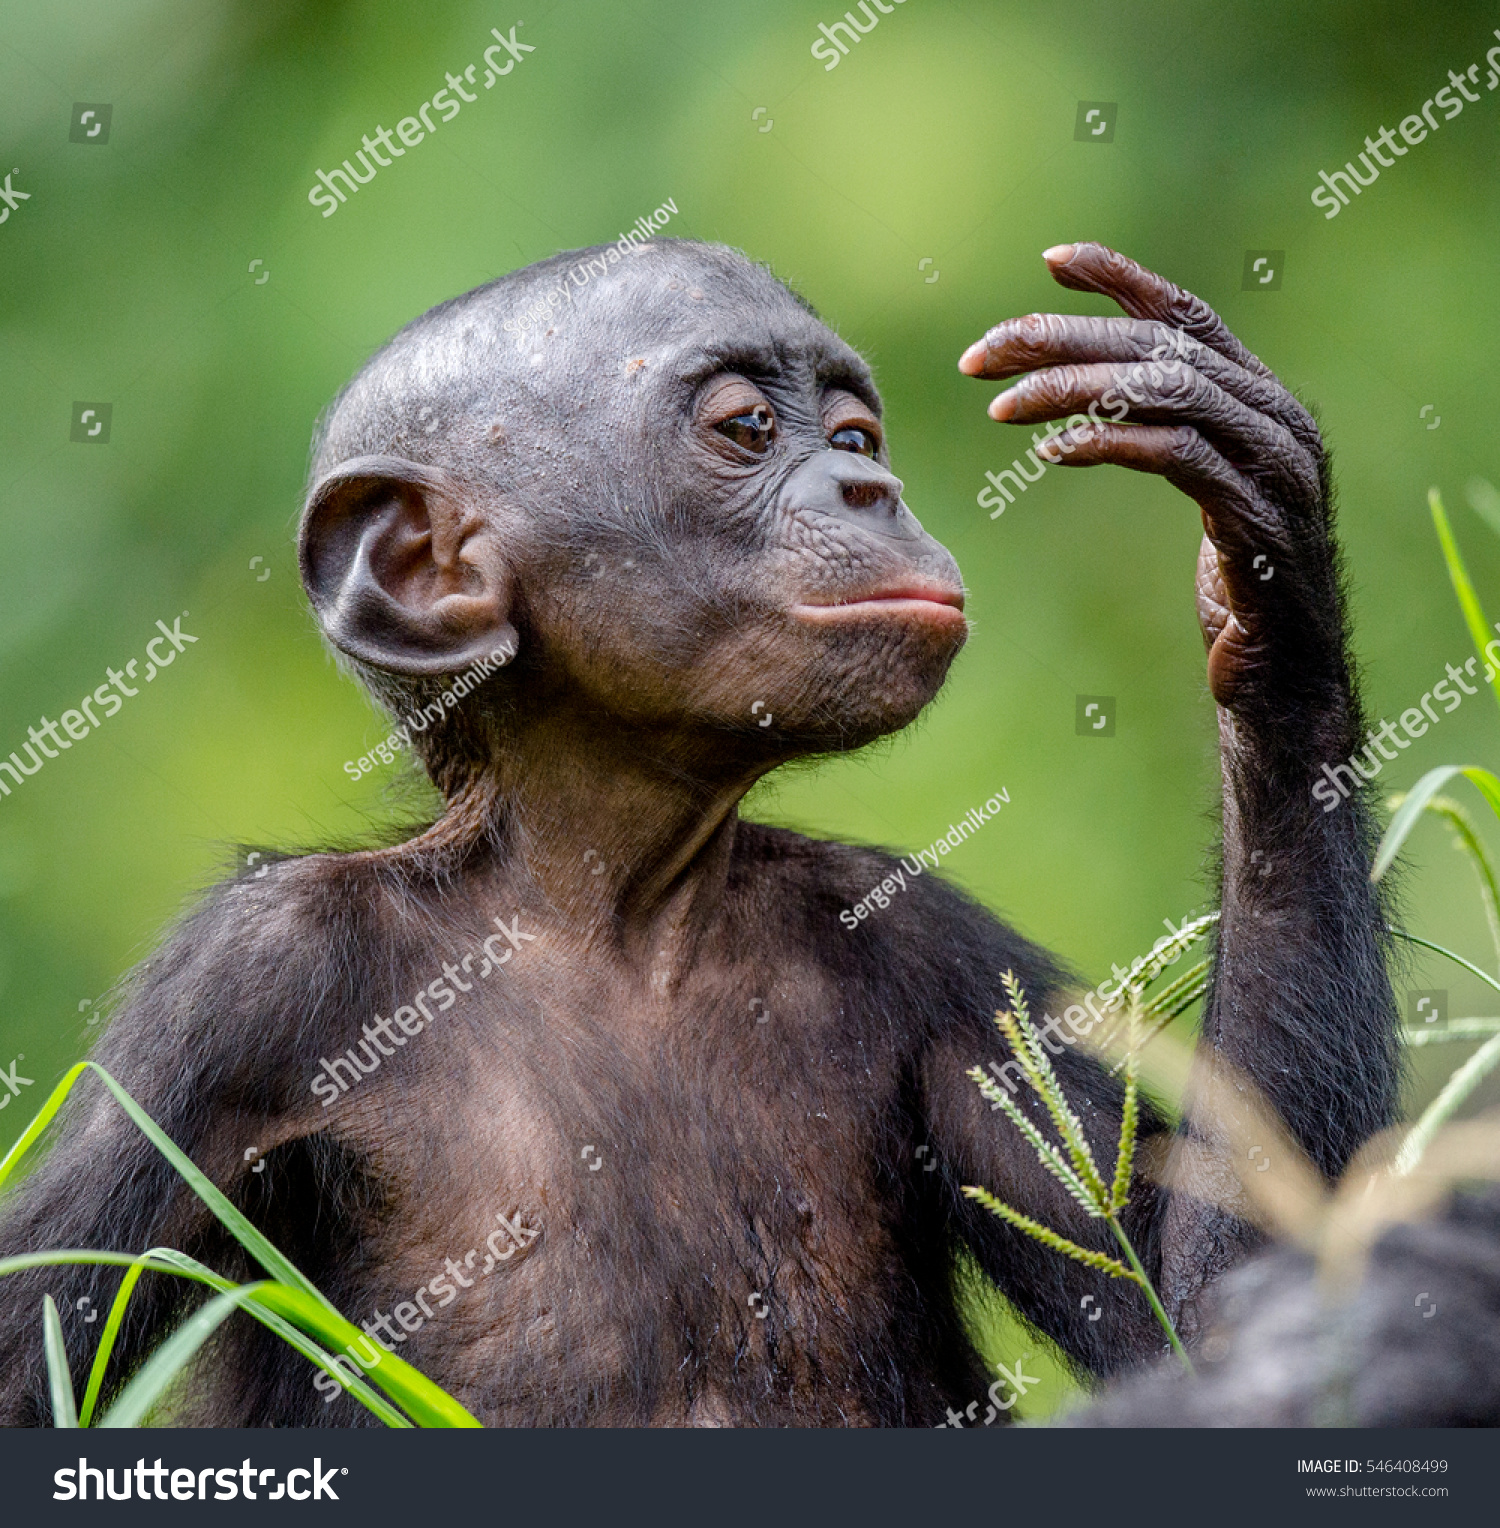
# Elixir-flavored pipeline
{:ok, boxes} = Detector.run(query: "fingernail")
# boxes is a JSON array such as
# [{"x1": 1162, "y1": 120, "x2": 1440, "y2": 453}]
[
  {"x1": 989, "y1": 391, "x2": 1017, "y2": 421},
  {"x1": 1042, "y1": 244, "x2": 1078, "y2": 264},
  {"x1": 957, "y1": 341, "x2": 987, "y2": 375}
]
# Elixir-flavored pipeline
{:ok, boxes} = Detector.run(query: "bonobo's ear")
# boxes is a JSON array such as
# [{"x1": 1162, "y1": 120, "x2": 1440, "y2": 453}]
[{"x1": 298, "y1": 455, "x2": 518, "y2": 677}]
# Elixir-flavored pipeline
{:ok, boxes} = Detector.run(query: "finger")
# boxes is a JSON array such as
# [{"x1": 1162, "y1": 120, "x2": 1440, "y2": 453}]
[
  {"x1": 959, "y1": 313, "x2": 1151, "y2": 378},
  {"x1": 1037, "y1": 419, "x2": 1243, "y2": 503},
  {"x1": 1041, "y1": 242, "x2": 1275, "y2": 381},
  {"x1": 993, "y1": 362, "x2": 1319, "y2": 507},
  {"x1": 959, "y1": 313, "x2": 1316, "y2": 444}
]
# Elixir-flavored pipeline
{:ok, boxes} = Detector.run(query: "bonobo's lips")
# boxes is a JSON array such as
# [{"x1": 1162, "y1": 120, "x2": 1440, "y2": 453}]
[{"x1": 790, "y1": 583, "x2": 967, "y2": 630}]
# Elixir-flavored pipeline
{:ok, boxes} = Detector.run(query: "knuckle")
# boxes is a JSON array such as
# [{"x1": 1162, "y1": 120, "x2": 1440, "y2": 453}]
[
  {"x1": 1007, "y1": 314, "x2": 1053, "y2": 365},
  {"x1": 1167, "y1": 425, "x2": 1212, "y2": 470},
  {"x1": 1016, "y1": 364, "x2": 1072, "y2": 410},
  {"x1": 1159, "y1": 365, "x2": 1206, "y2": 408},
  {"x1": 1175, "y1": 291, "x2": 1221, "y2": 331},
  {"x1": 1001, "y1": 313, "x2": 1068, "y2": 367},
  {"x1": 1142, "y1": 319, "x2": 1179, "y2": 357}
]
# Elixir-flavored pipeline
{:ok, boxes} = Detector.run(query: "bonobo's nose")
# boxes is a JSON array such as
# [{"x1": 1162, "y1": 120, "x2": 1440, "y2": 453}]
[{"x1": 781, "y1": 449, "x2": 922, "y2": 539}]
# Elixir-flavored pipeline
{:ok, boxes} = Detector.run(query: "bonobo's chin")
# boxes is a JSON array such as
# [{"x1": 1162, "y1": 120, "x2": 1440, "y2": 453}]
[{"x1": 773, "y1": 604, "x2": 967, "y2": 750}]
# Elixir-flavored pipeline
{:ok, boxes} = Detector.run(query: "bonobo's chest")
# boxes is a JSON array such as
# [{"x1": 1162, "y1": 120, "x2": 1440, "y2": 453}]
[{"x1": 331, "y1": 935, "x2": 920, "y2": 1425}]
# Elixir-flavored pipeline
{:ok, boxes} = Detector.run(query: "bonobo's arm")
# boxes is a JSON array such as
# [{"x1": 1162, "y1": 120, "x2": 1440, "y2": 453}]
[
  {"x1": 936, "y1": 243, "x2": 1399, "y2": 1352},
  {"x1": 0, "y1": 877, "x2": 334, "y2": 1424}
]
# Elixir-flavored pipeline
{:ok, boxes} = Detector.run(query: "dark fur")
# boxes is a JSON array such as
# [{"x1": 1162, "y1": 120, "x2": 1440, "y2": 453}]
[
  {"x1": 0, "y1": 240, "x2": 1400, "y2": 1425},
  {"x1": 1069, "y1": 1188, "x2": 1500, "y2": 1427},
  {"x1": 0, "y1": 834, "x2": 1156, "y2": 1425}
]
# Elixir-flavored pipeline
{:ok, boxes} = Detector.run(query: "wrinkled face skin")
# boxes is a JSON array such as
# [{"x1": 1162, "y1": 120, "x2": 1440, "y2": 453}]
[
  {"x1": 504, "y1": 243, "x2": 968, "y2": 752},
  {"x1": 302, "y1": 242, "x2": 968, "y2": 767}
]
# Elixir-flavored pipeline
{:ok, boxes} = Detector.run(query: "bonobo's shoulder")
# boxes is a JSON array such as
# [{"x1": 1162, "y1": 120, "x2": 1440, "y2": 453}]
[
  {"x1": 145, "y1": 850, "x2": 386, "y2": 984},
  {"x1": 730, "y1": 820, "x2": 1073, "y2": 1025},
  {"x1": 89, "y1": 850, "x2": 395, "y2": 1095}
]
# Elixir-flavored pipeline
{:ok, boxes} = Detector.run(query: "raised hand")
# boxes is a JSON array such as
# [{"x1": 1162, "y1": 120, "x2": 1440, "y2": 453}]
[
  {"x1": 960, "y1": 242, "x2": 1340, "y2": 713},
  {"x1": 957, "y1": 245, "x2": 1399, "y2": 1335}
]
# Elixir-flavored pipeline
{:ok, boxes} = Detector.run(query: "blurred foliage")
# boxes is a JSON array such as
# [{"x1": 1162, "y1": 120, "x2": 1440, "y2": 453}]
[{"x1": 4, "y1": 0, "x2": 1500, "y2": 1418}]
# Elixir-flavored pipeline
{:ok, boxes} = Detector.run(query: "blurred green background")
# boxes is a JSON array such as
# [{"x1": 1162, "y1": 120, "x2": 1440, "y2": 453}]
[{"x1": 3, "y1": 0, "x2": 1499, "y2": 1413}]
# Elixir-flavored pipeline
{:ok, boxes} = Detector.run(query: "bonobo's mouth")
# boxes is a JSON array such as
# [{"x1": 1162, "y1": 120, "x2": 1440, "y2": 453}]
[{"x1": 790, "y1": 583, "x2": 967, "y2": 628}]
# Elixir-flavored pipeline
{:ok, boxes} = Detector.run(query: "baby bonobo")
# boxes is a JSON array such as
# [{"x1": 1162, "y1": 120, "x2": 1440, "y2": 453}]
[{"x1": 0, "y1": 240, "x2": 1398, "y2": 1426}]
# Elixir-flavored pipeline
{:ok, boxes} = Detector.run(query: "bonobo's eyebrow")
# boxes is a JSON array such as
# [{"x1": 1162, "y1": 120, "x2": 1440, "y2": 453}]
[
  {"x1": 816, "y1": 362, "x2": 881, "y2": 418},
  {"x1": 674, "y1": 338, "x2": 785, "y2": 386},
  {"x1": 673, "y1": 338, "x2": 881, "y2": 416}
]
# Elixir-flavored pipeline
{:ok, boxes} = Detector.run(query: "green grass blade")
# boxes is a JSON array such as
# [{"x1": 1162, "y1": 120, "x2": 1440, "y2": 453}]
[
  {"x1": 141, "y1": 1251, "x2": 412, "y2": 1428},
  {"x1": 0, "y1": 1061, "x2": 90, "y2": 1191},
  {"x1": 0, "y1": 1059, "x2": 464, "y2": 1426},
  {"x1": 0, "y1": 1251, "x2": 150, "y2": 1279},
  {"x1": 244, "y1": 1283, "x2": 481, "y2": 1428},
  {"x1": 80, "y1": 1065, "x2": 333, "y2": 1306},
  {"x1": 1415, "y1": 795, "x2": 1500, "y2": 972},
  {"x1": 1429, "y1": 488, "x2": 1500, "y2": 720},
  {"x1": 42, "y1": 1295, "x2": 79, "y2": 1428},
  {"x1": 1396, "y1": 1029, "x2": 1500, "y2": 1176},
  {"x1": 1402, "y1": 1017, "x2": 1500, "y2": 1046},
  {"x1": 97, "y1": 1277, "x2": 453, "y2": 1430},
  {"x1": 97, "y1": 1282, "x2": 268, "y2": 1428},
  {"x1": 1373, "y1": 767, "x2": 1500, "y2": 882},
  {"x1": 11, "y1": 1247, "x2": 412, "y2": 1430},
  {"x1": 0, "y1": 1062, "x2": 334, "y2": 1310},
  {"x1": 1389, "y1": 928, "x2": 1500, "y2": 998},
  {"x1": 77, "y1": 1259, "x2": 150, "y2": 1426}
]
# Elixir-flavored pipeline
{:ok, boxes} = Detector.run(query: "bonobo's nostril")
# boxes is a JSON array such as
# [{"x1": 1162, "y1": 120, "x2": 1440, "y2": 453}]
[
  {"x1": 780, "y1": 450, "x2": 917, "y2": 538},
  {"x1": 840, "y1": 478, "x2": 894, "y2": 512}
]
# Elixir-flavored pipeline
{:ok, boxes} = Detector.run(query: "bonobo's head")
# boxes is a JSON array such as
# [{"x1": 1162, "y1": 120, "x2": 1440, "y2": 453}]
[{"x1": 300, "y1": 239, "x2": 965, "y2": 801}]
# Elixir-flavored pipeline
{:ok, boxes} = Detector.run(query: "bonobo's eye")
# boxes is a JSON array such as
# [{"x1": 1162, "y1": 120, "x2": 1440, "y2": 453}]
[
  {"x1": 717, "y1": 403, "x2": 776, "y2": 455},
  {"x1": 821, "y1": 387, "x2": 883, "y2": 459},
  {"x1": 829, "y1": 426, "x2": 877, "y2": 457},
  {"x1": 697, "y1": 373, "x2": 779, "y2": 461}
]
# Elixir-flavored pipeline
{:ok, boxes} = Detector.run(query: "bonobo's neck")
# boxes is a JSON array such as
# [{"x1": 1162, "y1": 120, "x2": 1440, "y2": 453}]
[{"x1": 422, "y1": 705, "x2": 780, "y2": 990}]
